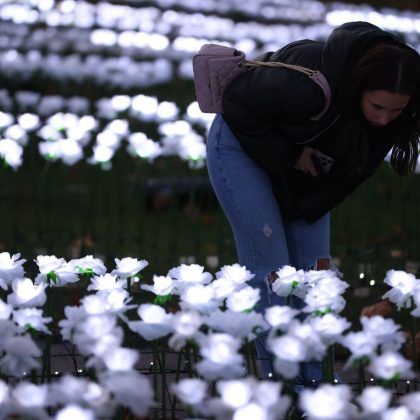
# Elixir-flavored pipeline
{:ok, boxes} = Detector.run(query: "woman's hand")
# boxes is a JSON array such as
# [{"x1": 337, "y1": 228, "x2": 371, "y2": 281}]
[{"x1": 294, "y1": 146, "x2": 319, "y2": 177}]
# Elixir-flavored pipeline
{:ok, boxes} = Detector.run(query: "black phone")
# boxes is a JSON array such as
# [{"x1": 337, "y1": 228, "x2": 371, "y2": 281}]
[{"x1": 311, "y1": 150, "x2": 335, "y2": 175}]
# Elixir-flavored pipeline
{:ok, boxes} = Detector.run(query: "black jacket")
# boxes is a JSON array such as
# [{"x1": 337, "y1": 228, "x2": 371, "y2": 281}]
[{"x1": 221, "y1": 22, "x2": 414, "y2": 222}]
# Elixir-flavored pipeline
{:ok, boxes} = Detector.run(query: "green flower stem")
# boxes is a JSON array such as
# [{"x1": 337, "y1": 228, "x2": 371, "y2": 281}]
[
  {"x1": 357, "y1": 365, "x2": 366, "y2": 392},
  {"x1": 170, "y1": 351, "x2": 183, "y2": 420},
  {"x1": 160, "y1": 340, "x2": 167, "y2": 420},
  {"x1": 152, "y1": 341, "x2": 159, "y2": 420},
  {"x1": 245, "y1": 341, "x2": 257, "y2": 377},
  {"x1": 322, "y1": 345, "x2": 335, "y2": 384},
  {"x1": 412, "y1": 315, "x2": 418, "y2": 390},
  {"x1": 41, "y1": 287, "x2": 57, "y2": 383},
  {"x1": 126, "y1": 277, "x2": 132, "y2": 296}
]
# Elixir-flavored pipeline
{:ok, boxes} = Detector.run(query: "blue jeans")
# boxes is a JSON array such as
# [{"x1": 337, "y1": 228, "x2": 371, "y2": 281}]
[{"x1": 206, "y1": 114, "x2": 331, "y2": 383}]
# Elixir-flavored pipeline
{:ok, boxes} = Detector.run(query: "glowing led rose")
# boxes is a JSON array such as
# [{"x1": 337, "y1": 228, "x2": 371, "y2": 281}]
[
  {"x1": 13, "y1": 308, "x2": 52, "y2": 334},
  {"x1": 101, "y1": 347, "x2": 139, "y2": 371},
  {"x1": 309, "y1": 313, "x2": 351, "y2": 346},
  {"x1": 141, "y1": 275, "x2": 175, "y2": 296},
  {"x1": 168, "y1": 310, "x2": 203, "y2": 351},
  {"x1": 368, "y1": 351, "x2": 414, "y2": 382},
  {"x1": 168, "y1": 264, "x2": 212, "y2": 291},
  {"x1": 100, "y1": 370, "x2": 154, "y2": 417},
  {"x1": 34, "y1": 255, "x2": 78, "y2": 286},
  {"x1": 69, "y1": 255, "x2": 107, "y2": 277},
  {"x1": 357, "y1": 386, "x2": 392, "y2": 414},
  {"x1": 215, "y1": 264, "x2": 255, "y2": 286},
  {"x1": 0, "y1": 252, "x2": 26, "y2": 287},
  {"x1": 7, "y1": 278, "x2": 47, "y2": 308},
  {"x1": 341, "y1": 331, "x2": 378, "y2": 366},
  {"x1": 196, "y1": 333, "x2": 244, "y2": 380},
  {"x1": 226, "y1": 285, "x2": 260, "y2": 312},
  {"x1": 264, "y1": 305, "x2": 299, "y2": 330},
  {"x1": 12, "y1": 382, "x2": 48, "y2": 418},
  {"x1": 303, "y1": 275, "x2": 348, "y2": 314},
  {"x1": 272, "y1": 265, "x2": 306, "y2": 298},
  {"x1": 87, "y1": 274, "x2": 126, "y2": 291},
  {"x1": 128, "y1": 304, "x2": 173, "y2": 341},
  {"x1": 360, "y1": 315, "x2": 405, "y2": 352},
  {"x1": 55, "y1": 404, "x2": 96, "y2": 420},
  {"x1": 111, "y1": 257, "x2": 148, "y2": 278},
  {"x1": 0, "y1": 335, "x2": 41, "y2": 376},
  {"x1": 298, "y1": 384, "x2": 354, "y2": 419},
  {"x1": 382, "y1": 269, "x2": 418, "y2": 309},
  {"x1": 172, "y1": 378, "x2": 208, "y2": 406},
  {"x1": 203, "y1": 309, "x2": 268, "y2": 340},
  {"x1": 267, "y1": 334, "x2": 307, "y2": 379},
  {"x1": 180, "y1": 284, "x2": 219, "y2": 313},
  {"x1": 0, "y1": 300, "x2": 12, "y2": 320}
]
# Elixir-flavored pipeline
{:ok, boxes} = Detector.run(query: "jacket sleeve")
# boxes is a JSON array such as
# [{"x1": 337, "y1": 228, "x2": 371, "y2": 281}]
[{"x1": 221, "y1": 65, "x2": 325, "y2": 178}]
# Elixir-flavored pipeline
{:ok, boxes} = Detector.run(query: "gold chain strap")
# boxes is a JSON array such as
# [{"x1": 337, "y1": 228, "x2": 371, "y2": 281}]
[{"x1": 240, "y1": 59, "x2": 317, "y2": 77}]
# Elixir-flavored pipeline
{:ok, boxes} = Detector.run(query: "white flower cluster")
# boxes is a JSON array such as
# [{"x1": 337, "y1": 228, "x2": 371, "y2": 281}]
[{"x1": 0, "y1": 251, "x2": 419, "y2": 419}]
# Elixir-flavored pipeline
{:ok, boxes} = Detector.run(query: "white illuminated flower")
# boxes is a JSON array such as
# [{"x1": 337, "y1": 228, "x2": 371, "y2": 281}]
[
  {"x1": 341, "y1": 331, "x2": 378, "y2": 365},
  {"x1": 128, "y1": 304, "x2": 173, "y2": 341},
  {"x1": 111, "y1": 257, "x2": 148, "y2": 278},
  {"x1": 0, "y1": 335, "x2": 41, "y2": 376},
  {"x1": 101, "y1": 347, "x2": 138, "y2": 371},
  {"x1": 127, "y1": 133, "x2": 161, "y2": 161},
  {"x1": 303, "y1": 275, "x2": 348, "y2": 314},
  {"x1": 0, "y1": 252, "x2": 26, "y2": 287},
  {"x1": 100, "y1": 370, "x2": 154, "y2": 417},
  {"x1": 215, "y1": 264, "x2": 255, "y2": 286},
  {"x1": 400, "y1": 392, "x2": 420, "y2": 415},
  {"x1": 12, "y1": 382, "x2": 48, "y2": 418},
  {"x1": 0, "y1": 300, "x2": 12, "y2": 320},
  {"x1": 357, "y1": 386, "x2": 392, "y2": 413},
  {"x1": 87, "y1": 274, "x2": 126, "y2": 291},
  {"x1": 141, "y1": 275, "x2": 175, "y2": 296},
  {"x1": 217, "y1": 379, "x2": 253, "y2": 409},
  {"x1": 196, "y1": 333, "x2": 244, "y2": 380},
  {"x1": 210, "y1": 277, "x2": 237, "y2": 300},
  {"x1": 50, "y1": 375, "x2": 110, "y2": 410},
  {"x1": 69, "y1": 255, "x2": 107, "y2": 277},
  {"x1": 204, "y1": 309, "x2": 268, "y2": 340},
  {"x1": 168, "y1": 310, "x2": 203, "y2": 350},
  {"x1": 34, "y1": 255, "x2": 78, "y2": 286},
  {"x1": 58, "y1": 138, "x2": 83, "y2": 165},
  {"x1": 288, "y1": 320, "x2": 326, "y2": 361},
  {"x1": 0, "y1": 138, "x2": 23, "y2": 170},
  {"x1": 232, "y1": 403, "x2": 267, "y2": 420},
  {"x1": 0, "y1": 380, "x2": 9, "y2": 419},
  {"x1": 264, "y1": 305, "x2": 300, "y2": 330},
  {"x1": 272, "y1": 265, "x2": 306, "y2": 298},
  {"x1": 381, "y1": 406, "x2": 416, "y2": 420},
  {"x1": 98, "y1": 289, "x2": 135, "y2": 314},
  {"x1": 55, "y1": 404, "x2": 96, "y2": 420},
  {"x1": 368, "y1": 351, "x2": 414, "y2": 382},
  {"x1": 59, "y1": 306, "x2": 87, "y2": 341},
  {"x1": 382, "y1": 269, "x2": 418, "y2": 309},
  {"x1": 172, "y1": 378, "x2": 208, "y2": 406},
  {"x1": 360, "y1": 316, "x2": 405, "y2": 352},
  {"x1": 226, "y1": 285, "x2": 260, "y2": 312},
  {"x1": 180, "y1": 284, "x2": 219, "y2": 313},
  {"x1": 168, "y1": 264, "x2": 212, "y2": 291},
  {"x1": 268, "y1": 334, "x2": 307, "y2": 379},
  {"x1": 298, "y1": 384, "x2": 354, "y2": 419},
  {"x1": 13, "y1": 308, "x2": 52, "y2": 334},
  {"x1": 7, "y1": 278, "x2": 47, "y2": 307},
  {"x1": 309, "y1": 313, "x2": 351, "y2": 345}
]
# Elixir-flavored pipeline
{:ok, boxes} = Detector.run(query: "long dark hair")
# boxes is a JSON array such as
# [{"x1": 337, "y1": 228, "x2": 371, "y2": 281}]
[{"x1": 336, "y1": 43, "x2": 420, "y2": 175}]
